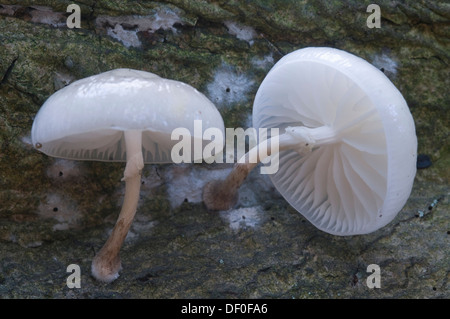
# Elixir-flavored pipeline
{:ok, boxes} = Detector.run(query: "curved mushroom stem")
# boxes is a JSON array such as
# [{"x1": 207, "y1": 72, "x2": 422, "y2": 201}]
[
  {"x1": 91, "y1": 130, "x2": 143, "y2": 283},
  {"x1": 203, "y1": 125, "x2": 337, "y2": 211}
]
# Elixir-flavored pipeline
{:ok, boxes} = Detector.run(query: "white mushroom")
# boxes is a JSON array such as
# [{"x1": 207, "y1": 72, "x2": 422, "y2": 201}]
[
  {"x1": 32, "y1": 68, "x2": 224, "y2": 282},
  {"x1": 203, "y1": 47, "x2": 417, "y2": 236}
]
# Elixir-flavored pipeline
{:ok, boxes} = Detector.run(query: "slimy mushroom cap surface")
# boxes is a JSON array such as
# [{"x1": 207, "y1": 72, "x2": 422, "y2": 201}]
[{"x1": 32, "y1": 68, "x2": 224, "y2": 163}]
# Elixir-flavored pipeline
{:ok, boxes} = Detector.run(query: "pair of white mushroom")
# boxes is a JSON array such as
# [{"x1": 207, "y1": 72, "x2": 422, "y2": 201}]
[{"x1": 31, "y1": 47, "x2": 417, "y2": 283}]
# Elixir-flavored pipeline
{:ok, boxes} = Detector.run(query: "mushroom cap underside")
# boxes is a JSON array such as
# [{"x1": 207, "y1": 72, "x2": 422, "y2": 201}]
[
  {"x1": 253, "y1": 47, "x2": 417, "y2": 235},
  {"x1": 31, "y1": 69, "x2": 225, "y2": 163}
]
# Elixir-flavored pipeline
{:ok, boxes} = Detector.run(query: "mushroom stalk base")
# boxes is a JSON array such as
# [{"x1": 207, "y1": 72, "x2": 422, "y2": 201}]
[
  {"x1": 203, "y1": 125, "x2": 337, "y2": 211},
  {"x1": 91, "y1": 130, "x2": 143, "y2": 283}
]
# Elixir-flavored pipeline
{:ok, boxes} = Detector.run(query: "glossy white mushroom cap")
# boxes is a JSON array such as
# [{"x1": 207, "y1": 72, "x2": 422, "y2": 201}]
[
  {"x1": 253, "y1": 47, "x2": 417, "y2": 235},
  {"x1": 31, "y1": 68, "x2": 224, "y2": 163}
]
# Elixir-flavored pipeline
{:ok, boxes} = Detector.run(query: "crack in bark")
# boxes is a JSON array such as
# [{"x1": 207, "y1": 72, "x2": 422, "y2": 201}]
[{"x1": 0, "y1": 56, "x2": 18, "y2": 86}]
